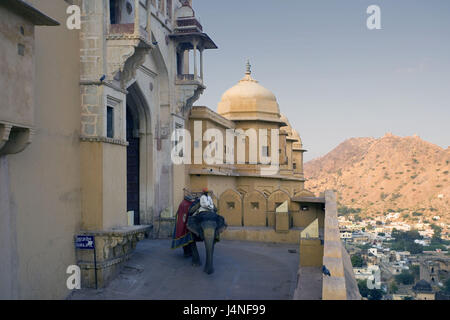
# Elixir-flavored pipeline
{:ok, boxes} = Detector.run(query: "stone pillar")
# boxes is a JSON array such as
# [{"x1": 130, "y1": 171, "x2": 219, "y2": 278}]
[
  {"x1": 193, "y1": 41, "x2": 198, "y2": 80},
  {"x1": 200, "y1": 48, "x2": 204, "y2": 81},
  {"x1": 183, "y1": 49, "x2": 189, "y2": 74}
]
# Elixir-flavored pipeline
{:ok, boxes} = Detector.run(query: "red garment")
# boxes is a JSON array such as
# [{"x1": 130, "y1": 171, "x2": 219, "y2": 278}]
[{"x1": 171, "y1": 199, "x2": 194, "y2": 249}]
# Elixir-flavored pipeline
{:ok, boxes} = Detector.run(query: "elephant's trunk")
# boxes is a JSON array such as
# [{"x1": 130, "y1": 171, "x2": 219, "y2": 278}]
[{"x1": 202, "y1": 221, "x2": 216, "y2": 275}]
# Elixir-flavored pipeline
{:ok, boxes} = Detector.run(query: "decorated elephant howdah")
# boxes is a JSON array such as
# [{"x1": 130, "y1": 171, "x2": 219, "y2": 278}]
[{"x1": 171, "y1": 195, "x2": 227, "y2": 274}]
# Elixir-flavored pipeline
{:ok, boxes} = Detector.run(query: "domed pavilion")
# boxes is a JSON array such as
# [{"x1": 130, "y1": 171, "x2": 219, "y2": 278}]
[{"x1": 187, "y1": 61, "x2": 321, "y2": 232}]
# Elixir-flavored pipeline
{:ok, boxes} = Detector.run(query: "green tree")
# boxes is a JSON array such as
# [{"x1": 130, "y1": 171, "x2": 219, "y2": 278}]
[
  {"x1": 368, "y1": 288, "x2": 383, "y2": 300},
  {"x1": 443, "y1": 278, "x2": 450, "y2": 294},
  {"x1": 351, "y1": 254, "x2": 364, "y2": 268},
  {"x1": 405, "y1": 242, "x2": 423, "y2": 254},
  {"x1": 395, "y1": 271, "x2": 415, "y2": 285},
  {"x1": 390, "y1": 282, "x2": 399, "y2": 294},
  {"x1": 390, "y1": 229, "x2": 423, "y2": 253},
  {"x1": 431, "y1": 225, "x2": 443, "y2": 244},
  {"x1": 358, "y1": 279, "x2": 383, "y2": 300},
  {"x1": 410, "y1": 265, "x2": 420, "y2": 280},
  {"x1": 358, "y1": 280, "x2": 369, "y2": 298}
]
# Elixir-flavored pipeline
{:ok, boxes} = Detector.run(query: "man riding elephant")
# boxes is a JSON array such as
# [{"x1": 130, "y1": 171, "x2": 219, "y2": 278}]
[
  {"x1": 172, "y1": 187, "x2": 227, "y2": 274},
  {"x1": 199, "y1": 187, "x2": 215, "y2": 213}
]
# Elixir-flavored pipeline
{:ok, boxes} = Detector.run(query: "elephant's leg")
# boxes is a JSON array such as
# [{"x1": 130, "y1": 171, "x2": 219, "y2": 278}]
[
  {"x1": 183, "y1": 245, "x2": 192, "y2": 258},
  {"x1": 202, "y1": 223, "x2": 216, "y2": 274},
  {"x1": 190, "y1": 242, "x2": 201, "y2": 267}
]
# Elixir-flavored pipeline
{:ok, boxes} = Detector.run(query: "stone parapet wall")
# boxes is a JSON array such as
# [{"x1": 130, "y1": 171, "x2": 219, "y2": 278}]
[
  {"x1": 76, "y1": 225, "x2": 151, "y2": 288},
  {"x1": 221, "y1": 226, "x2": 303, "y2": 244},
  {"x1": 213, "y1": 188, "x2": 324, "y2": 230},
  {"x1": 321, "y1": 191, "x2": 361, "y2": 300},
  {"x1": 292, "y1": 190, "x2": 361, "y2": 300},
  {"x1": 322, "y1": 190, "x2": 348, "y2": 300}
]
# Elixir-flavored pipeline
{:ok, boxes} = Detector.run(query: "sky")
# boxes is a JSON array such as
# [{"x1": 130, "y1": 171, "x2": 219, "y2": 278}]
[{"x1": 192, "y1": 0, "x2": 450, "y2": 161}]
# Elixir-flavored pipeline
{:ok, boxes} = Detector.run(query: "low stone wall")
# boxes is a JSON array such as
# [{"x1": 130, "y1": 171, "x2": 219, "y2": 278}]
[
  {"x1": 322, "y1": 191, "x2": 361, "y2": 300},
  {"x1": 153, "y1": 217, "x2": 176, "y2": 239},
  {"x1": 221, "y1": 226, "x2": 302, "y2": 244},
  {"x1": 76, "y1": 225, "x2": 151, "y2": 288},
  {"x1": 215, "y1": 188, "x2": 324, "y2": 229},
  {"x1": 300, "y1": 239, "x2": 323, "y2": 267},
  {"x1": 322, "y1": 190, "x2": 348, "y2": 300},
  {"x1": 293, "y1": 190, "x2": 361, "y2": 300}
]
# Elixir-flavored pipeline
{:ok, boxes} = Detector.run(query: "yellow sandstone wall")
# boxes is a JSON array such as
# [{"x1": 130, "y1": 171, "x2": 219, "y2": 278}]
[
  {"x1": 4, "y1": 0, "x2": 82, "y2": 299},
  {"x1": 81, "y1": 142, "x2": 127, "y2": 230}
]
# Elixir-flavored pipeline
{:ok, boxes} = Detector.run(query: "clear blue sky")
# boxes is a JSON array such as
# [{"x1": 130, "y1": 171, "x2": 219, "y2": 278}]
[{"x1": 193, "y1": 0, "x2": 450, "y2": 161}]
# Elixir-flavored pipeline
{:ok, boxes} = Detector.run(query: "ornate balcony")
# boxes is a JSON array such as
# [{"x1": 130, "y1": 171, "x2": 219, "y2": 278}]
[
  {"x1": 170, "y1": 1, "x2": 217, "y2": 115},
  {"x1": 105, "y1": 0, "x2": 153, "y2": 83}
]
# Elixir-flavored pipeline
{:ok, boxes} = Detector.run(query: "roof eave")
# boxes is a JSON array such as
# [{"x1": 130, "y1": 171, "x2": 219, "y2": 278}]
[{"x1": 1, "y1": 0, "x2": 60, "y2": 26}]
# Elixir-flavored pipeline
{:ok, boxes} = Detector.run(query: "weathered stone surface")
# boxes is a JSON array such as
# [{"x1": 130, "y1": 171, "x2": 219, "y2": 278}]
[
  {"x1": 323, "y1": 256, "x2": 345, "y2": 278},
  {"x1": 221, "y1": 226, "x2": 303, "y2": 244},
  {"x1": 300, "y1": 218, "x2": 319, "y2": 239},
  {"x1": 322, "y1": 276, "x2": 347, "y2": 300},
  {"x1": 324, "y1": 240, "x2": 343, "y2": 259},
  {"x1": 76, "y1": 225, "x2": 151, "y2": 289},
  {"x1": 70, "y1": 239, "x2": 299, "y2": 300}
]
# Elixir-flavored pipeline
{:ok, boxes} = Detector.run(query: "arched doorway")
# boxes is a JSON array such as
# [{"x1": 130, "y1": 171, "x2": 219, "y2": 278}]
[
  {"x1": 126, "y1": 103, "x2": 140, "y2": 225},
  {"x1": 125, "y1": 82, "x2": 154, "y2": 226}
]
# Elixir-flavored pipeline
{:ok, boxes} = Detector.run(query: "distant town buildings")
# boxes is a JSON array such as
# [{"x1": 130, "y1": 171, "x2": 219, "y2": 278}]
[{"x1": 339, "y1": 211, "x2": 449, "y2": 300}]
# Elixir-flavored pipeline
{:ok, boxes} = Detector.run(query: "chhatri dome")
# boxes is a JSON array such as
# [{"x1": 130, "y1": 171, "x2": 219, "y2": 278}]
[
  {"x1": 280, "y1": 113, "x2": 303, "y2": 149},
  {"x1": 217, "y1": 61, "x2": 284, "y2": 123}
]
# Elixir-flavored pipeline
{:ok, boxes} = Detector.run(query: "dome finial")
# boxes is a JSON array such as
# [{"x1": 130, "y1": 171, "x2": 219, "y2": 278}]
[{"x1": 245, "y1": 59, "x2": 251, "y2": 75}]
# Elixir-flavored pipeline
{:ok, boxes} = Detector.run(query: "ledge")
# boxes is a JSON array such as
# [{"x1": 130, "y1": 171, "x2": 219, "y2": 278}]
[
  {"x1": 1, "y1": 0, "x2": 60, "y2": 26},
  {"x1": 78, "y1": 225, "x2": 151, "y2": 237},
  {"x1": 221, "y1": 226, "x2": 303, "y2": 244},
  {"x1": 80, "y1": 136, "x2": 129, "y2": 147},
  {"x1": 293, "y1": 190, "x2": 359, "y2": 300},
  {"x1": 75, "y1": 225, "x2": 151, "y2": 288},
  {"x1": 0, "y1": 122, "x2": 33, "y2": 156},
  {"x1": 80, "y1": 80, "x2": 128, "y2": 95},
  {"x1": 322, "y1": 191, "x2": 348, "y2": 300}
]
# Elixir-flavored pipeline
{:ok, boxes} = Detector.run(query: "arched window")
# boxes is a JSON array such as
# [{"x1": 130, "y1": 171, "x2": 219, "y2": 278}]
[
  {"x1": 110, "y1": 0, "x2": 134, "y2": 25},
  {"x1": 110, "y1": 0, "x2": 120, "y2": 24}
]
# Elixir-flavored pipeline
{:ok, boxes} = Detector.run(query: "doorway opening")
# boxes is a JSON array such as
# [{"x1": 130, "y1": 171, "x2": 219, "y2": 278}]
[{"x1": 127, "y1": 104, "x2": 140, "y2": 225}]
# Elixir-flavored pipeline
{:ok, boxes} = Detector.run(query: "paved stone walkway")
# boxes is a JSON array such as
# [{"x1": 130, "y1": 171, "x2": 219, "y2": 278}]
[{"x1": 69, "y1": 239, "x2": 299, "y2": 300}]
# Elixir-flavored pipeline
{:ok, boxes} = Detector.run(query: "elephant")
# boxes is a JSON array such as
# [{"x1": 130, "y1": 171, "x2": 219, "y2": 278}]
[{"x1": 184, "y1": 211, "x2": 227, "y2": 274}]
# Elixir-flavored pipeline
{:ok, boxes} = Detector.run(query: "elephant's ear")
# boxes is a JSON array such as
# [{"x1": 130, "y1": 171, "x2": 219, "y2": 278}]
[
  {"x1": 216, "y1": 215, "x2": 227, "y2": 235},
  {"x1": 187, "y1": 216, "x2": 203, "y2": 239}
]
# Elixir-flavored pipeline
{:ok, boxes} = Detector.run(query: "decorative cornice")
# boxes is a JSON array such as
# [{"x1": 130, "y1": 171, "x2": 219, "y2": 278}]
[
  {"x1": 80, "y1": 80, "x2": 128, "y2": 94},
  {"x1": 189, "y1": 106, "x2": 235, "y2": 129},
  {"x1": 80, "y1": 136, "x2": 129, "y2": 146},
  {"x1": 138, "y1": 65, "x2": 158, "y2": 78}
]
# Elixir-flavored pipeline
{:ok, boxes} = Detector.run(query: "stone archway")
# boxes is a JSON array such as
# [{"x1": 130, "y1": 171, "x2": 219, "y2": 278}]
[
  {"x1": 218, "y1": 189, "x2": 243, "y2": 226},
  {"x1": 243, "y1": 190, "x2": 267, "y2": 227},
  {"x1": 267, "y1": 189, "x2": 291, "y2": 227},
  {"x1": 126, "y1": 82, "x2": 154, "y2": 225}
]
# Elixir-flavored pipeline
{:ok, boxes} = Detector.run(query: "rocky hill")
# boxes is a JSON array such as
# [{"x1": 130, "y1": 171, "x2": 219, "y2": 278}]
[{"x1": 304, "y1": 133, "x2": 450, "y2": 224}]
